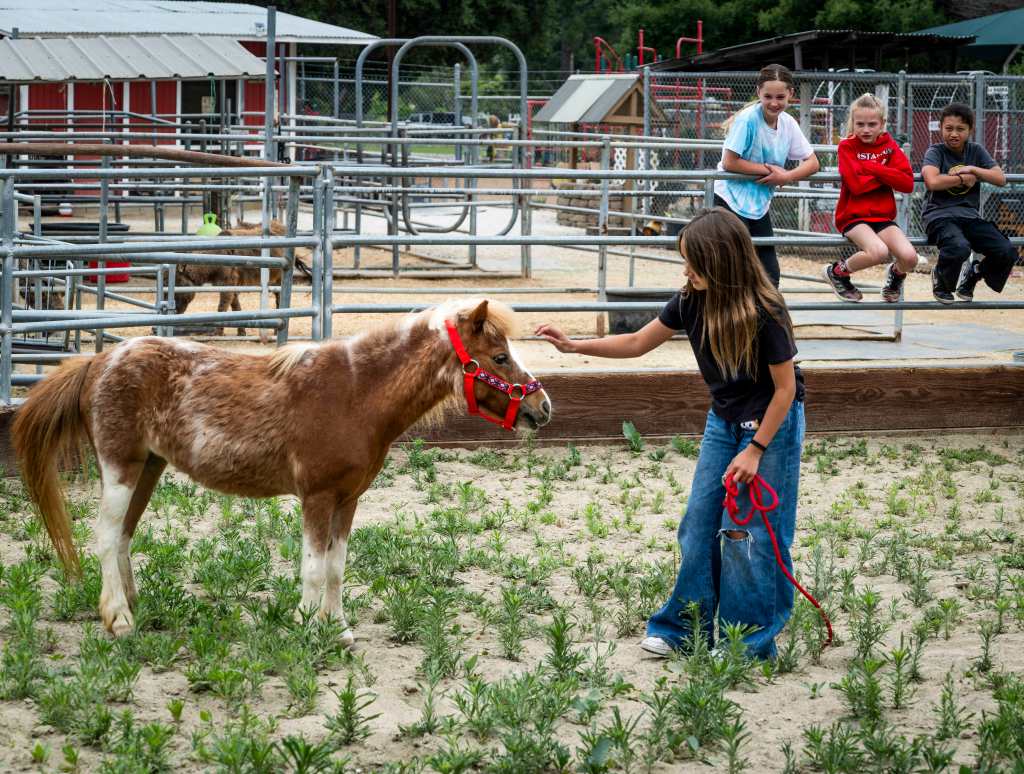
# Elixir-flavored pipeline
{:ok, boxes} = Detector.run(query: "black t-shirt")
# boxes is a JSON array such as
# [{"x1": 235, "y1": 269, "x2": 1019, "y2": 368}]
[
  {"x1": 921, "y1": 141, "x2": 996, "y2": 228},
  {"x1": 659, "y1": 290, "x2": 805, "y2": 423}
]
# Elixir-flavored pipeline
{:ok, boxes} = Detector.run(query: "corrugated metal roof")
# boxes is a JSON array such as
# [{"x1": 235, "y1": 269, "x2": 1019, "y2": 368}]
[
  {"x1": 0, "y1": 34, "x2": 269, "y2": 81},
  {"x1": 0, "y1": 0, "x2": 375, "y2": 44},
  {"x1": 533, "y1": 74, "x2": 638, "y2": 124}
]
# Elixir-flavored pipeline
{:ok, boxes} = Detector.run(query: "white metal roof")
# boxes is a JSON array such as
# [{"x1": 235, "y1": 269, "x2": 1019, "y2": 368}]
[
  {"x1": 533, "y1": 74, "x2": 639, "y2": 124},
  {"x1": 0, "y1": 0, "x2": 375, "y2": 44},
  {"x1": 0, "y1": 34, "x2": 269, "y2": 82}
]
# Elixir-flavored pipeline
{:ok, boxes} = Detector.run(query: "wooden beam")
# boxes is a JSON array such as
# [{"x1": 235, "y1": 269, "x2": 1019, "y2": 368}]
[
  {"x1": 406, "y1": 365, "x2": 1024, "y2": 445},
  {"x1": 0, "y1": 143, "x2": 286, "y2": 168},
  {"x1": 2, "y1": 365, "x2": 1022, "y2": 474}
]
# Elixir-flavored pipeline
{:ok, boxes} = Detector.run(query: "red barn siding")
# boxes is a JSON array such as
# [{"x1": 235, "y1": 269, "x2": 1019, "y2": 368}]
[{"x1": 128, "y1": 81, "x2": 178, "y2": 144}]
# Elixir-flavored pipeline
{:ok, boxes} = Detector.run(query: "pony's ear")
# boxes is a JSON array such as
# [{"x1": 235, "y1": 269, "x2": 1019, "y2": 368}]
[{"x1": 467, "y1": 300, "x2": 489, "y2": 333}]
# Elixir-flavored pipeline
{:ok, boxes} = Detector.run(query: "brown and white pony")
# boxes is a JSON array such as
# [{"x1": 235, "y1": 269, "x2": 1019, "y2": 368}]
[{"x1": 12, "y1": 299, "x2": 551, "y2": 643}]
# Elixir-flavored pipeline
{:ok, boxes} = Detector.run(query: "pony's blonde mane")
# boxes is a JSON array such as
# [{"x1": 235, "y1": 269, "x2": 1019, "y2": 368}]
[
  {"x1": 268, "y1": 343, "x2": 319, "y2": 378},
  {"x1": 429, "y1": 297, "x2": 519, "y2": 339},
  {"x1": 266, "y1": 299, "x2": 518, "y2": 382}
]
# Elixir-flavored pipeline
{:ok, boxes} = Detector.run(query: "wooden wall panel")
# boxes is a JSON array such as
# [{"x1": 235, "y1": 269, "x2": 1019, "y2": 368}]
[{"x1": 406, "y1": 365, "x2": 1024, "y2": 444}]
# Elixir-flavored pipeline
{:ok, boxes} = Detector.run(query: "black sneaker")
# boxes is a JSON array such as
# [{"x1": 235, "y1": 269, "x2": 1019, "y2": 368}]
[
  {"x1": 823, "y1": 263, "x2": 863, "y2": 302},
  {"x1": 955, "y1": 256, "x2": 982, "y2": 302},
  {"x1": 880, "y1": 264, "x2": 906, "y2": 303},
  {"x1": 931, "y1": 267, "x2": 954, "y2": 305}
]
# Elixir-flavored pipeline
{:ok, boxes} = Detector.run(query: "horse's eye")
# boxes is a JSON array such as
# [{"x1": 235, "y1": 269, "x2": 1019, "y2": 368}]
[{"x1": 493, "y1": 353, "x2": 509, "y2": 365}]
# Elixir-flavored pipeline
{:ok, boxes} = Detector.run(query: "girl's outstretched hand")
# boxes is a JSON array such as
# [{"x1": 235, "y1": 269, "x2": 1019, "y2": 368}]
[
  {"x1": 725, "y1": 446, "x2": 762, "y2": 485},
  {"x1": 535, "y1": 324, "x2": 576, "y2": 353}
]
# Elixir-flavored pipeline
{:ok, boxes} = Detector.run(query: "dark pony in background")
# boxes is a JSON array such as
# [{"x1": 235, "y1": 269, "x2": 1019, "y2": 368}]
[
  {"x1": 13, "y1": 299, "x2": 551, "y2": 644},
  {"x1": 174, "y1": 221, "x2": 313, "y2": 337}
]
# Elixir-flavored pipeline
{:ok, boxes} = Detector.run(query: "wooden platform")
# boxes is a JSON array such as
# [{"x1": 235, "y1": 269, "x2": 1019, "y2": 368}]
[{"x1": 2, "y1": 364, "x2": 1022, "y2": 473}]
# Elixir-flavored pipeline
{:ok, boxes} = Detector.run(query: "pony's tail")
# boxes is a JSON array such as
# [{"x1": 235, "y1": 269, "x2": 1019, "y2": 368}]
[
  {"x1": 12, "y1": 357, "x2": 93, "y2": 577},
  {"x1": 294, "y1": 256, "x2": 313, "y2": 279}
]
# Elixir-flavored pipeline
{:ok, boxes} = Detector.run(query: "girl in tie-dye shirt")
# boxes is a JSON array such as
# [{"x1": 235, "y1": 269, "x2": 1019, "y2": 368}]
[{"x1": 714, "y1": 64, "x2": 819, "y2": 286}]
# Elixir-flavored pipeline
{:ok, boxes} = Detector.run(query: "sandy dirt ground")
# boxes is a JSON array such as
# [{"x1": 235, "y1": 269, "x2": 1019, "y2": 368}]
[
  {"x1": 0, "y1": 432, "x2": 1022, "y2": 771},
  {"x1": 6, "y1": 204, "x2": 1024, "y2": 771}
]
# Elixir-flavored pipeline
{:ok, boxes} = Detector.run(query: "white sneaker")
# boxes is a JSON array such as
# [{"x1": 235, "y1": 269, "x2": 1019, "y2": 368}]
[{"x1": 639, "y1": 636, "x2": 674, "y2": 657}]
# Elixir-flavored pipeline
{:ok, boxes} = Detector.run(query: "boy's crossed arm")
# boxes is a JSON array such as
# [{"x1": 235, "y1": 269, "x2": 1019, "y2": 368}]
[{"x1": 922, "y1": 163, "x2": 1006, "y2": 191}]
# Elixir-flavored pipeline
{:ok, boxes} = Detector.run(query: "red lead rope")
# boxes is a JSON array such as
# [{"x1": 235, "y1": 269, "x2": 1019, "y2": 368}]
[{"x1": 723, "y1": 473, "x2": 833, "y2": 649}]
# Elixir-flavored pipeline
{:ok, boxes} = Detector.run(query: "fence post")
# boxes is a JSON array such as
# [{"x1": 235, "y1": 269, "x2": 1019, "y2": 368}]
[
  {"x1": 974, "y1": 71, "x2": 989, "y2": 214},
  {"x1": 310, "y1": 170, "x2": 326, "y2": 342},
  {"x1": 893, "y1": 142, "x2": 913, "y2": 344},
  {"x1": 597, "y1": 138, "x2": 611, "y2": 304},
  {"x1": 276, "y1": 175, "x2": 301, "y2": 347},
  {"x1": 895, "y1": 70, "x2": 907, "y2": 141},
  {"x1": 321, "y1": 166, "x2": 335, "y2": 340},
  {"x1": 163, "y1": 263, "x2": 176, "y2": 338},
  {"x1": 469, "y1": 59, "x2": 480, "y2": 270},
  {"x1": 1, "y1": 178, "x2": 14, "y2": 405},
  {"x1": 333, "y1": 59, "x2": 340, "y2": 121},
  {"x1": 95, "y1": 151, "x2": 110, "y2": 353},
  {"x1": 453, "y1": 63, "x2": 462, "y2": 163},
  {"x1": 642, "y1": 67, "x2": 651, "y2": 223},
  {"x1": 520, "y1": 120, "x2": 531, "y2": 278}
]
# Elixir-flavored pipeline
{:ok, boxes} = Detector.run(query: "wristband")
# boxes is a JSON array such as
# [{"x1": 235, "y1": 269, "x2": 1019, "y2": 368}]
[
  {"x1": 956, "y1": 172, "x2": 964, "y2": 183},
  {"x1": 749, "y1": 439, "x2": 768, "y2": 453}
]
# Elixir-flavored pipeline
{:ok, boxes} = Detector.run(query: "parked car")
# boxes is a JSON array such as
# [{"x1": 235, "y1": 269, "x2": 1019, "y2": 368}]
[{"x1": 404, "y1": 111, "x2": 478, "y2": 136}]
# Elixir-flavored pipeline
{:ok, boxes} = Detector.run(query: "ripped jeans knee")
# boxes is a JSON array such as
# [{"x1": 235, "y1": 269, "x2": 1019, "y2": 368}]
[{"x1": 719, "y1": 528, "x2": 753, "y2": 559}]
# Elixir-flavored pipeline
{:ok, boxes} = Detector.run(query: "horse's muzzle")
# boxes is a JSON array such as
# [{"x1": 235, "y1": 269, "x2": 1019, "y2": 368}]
[{"x1": 520, "y1": 398, "x2": 553, "y2": 430}]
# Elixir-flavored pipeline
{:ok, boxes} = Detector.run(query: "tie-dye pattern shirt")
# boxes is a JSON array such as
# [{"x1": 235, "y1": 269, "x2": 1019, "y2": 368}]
[{"x1": 714, "y1": 104, "x2": 813, "y2": 220}]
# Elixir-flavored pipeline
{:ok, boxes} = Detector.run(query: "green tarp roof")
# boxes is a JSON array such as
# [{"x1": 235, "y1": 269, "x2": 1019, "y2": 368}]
[{"x1": 919, "y1": 9, "x2": 1024, "y2": 60}]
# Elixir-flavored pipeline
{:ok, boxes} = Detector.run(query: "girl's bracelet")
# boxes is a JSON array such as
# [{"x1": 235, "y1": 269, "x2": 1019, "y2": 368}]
[{"x1": 749, "y1": 439, "x2": 768, "y2": 453}]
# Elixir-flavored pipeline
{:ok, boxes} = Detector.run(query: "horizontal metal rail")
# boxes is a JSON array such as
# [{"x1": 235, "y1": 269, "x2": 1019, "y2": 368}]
[
  {"x1": 329, "y1": 300, "x2": 1024, "y2": 314},
  {"x1": 12, "y1": 307, "x2": 316, "y2": 335}
]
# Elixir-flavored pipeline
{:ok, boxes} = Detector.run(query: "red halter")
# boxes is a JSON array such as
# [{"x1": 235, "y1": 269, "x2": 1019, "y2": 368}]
[{"x1": 445, "y1": 319, "x2": 544, "y2": 432}]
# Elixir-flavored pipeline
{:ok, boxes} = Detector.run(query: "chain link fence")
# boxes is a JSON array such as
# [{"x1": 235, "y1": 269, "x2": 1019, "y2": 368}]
[
  {"x1": 644, "y1": 70, "x2": 1024, "y2": 260},
  {"x1": 292, "y1": 62, "x2": 1024, "y2": 262}
]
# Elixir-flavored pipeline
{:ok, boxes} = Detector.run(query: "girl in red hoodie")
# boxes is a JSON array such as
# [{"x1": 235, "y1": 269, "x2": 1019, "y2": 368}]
[{"x1": 824, "y1": 94, "x2": 917, "y2": 302}]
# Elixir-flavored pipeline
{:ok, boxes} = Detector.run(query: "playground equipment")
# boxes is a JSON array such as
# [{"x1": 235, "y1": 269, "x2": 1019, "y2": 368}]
[{"x1": 594, "y1": 23, "x2": 704, "y2": 73}]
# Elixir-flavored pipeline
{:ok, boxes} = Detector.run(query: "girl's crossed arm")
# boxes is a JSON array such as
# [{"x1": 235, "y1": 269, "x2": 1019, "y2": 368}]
[{"x1": 722, "y1": 150, "x2": 819, "y2": 187}]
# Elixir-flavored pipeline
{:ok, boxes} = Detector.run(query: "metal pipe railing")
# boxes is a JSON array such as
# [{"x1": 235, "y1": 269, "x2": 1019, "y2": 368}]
[{"x1": 4, "y1": 149, "x2": 1023, "y2": 404}]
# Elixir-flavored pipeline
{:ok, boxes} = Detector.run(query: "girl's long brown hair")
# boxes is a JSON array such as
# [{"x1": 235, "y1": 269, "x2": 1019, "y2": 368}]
[{"x1": 678, "y1": 208, "x2": 794, "y2": 379}]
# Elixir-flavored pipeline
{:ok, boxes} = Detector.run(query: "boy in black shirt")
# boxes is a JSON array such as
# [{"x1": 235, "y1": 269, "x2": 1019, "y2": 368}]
[{"x1": 922, "y1": 103, "x2": 1017, "y2": 303}]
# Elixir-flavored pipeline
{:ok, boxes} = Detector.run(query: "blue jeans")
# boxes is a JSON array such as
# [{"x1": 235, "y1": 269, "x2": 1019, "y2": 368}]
[{"x1": 646, "y1": 401, "x2": 805, "y2": 660}]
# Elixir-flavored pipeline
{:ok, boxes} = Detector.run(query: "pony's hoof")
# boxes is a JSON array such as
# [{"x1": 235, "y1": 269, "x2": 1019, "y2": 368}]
[
  {"x1": 340, "y1": 628, "x2": 355, "y2": 649},
  {"x1": 110, "y1": 612, "x2": 135, "y2": 638}
]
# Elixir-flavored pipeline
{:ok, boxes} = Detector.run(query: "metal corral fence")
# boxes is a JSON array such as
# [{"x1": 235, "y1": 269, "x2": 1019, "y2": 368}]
[{"x1": 4, "y1": 155, "x2": 1024, "y2": 406}]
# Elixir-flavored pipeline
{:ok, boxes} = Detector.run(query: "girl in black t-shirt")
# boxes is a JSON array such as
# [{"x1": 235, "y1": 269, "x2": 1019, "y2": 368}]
[{"x1": 537, "y1": 207, "x2": 805, "y2": 661}]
